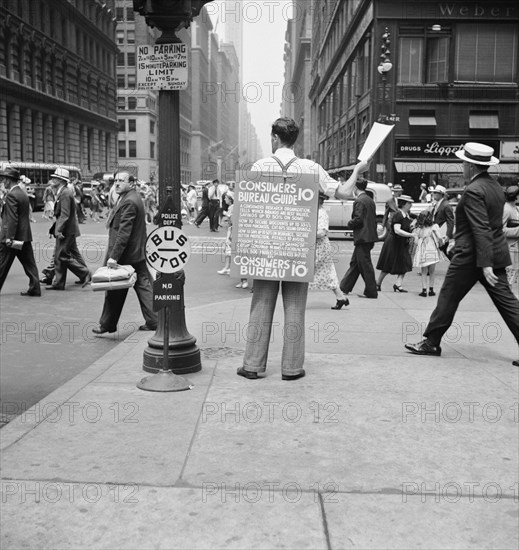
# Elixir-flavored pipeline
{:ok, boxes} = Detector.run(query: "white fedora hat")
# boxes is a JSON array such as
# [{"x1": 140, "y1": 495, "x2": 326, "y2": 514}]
[
  {"x1": 455, "y1": 142, "x2": 499, "y2": 166},
  {"x1": 50, "y1": 167, "x2": 70, "y2": 182},
  {"x1": 433, "y1": 185, "x2": 447, "y2": 194},
  {"x1": 397, "y1": 194, "x2": 414, "y2": 204}
]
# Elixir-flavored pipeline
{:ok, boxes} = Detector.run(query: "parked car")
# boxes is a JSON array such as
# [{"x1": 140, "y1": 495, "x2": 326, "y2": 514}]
[{"x1": 324, "y1": 181, "x2": 393, "y2": 238}]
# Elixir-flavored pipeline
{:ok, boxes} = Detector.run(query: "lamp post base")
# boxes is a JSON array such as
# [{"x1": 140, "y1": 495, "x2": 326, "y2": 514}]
[{"x1": 143, "y1": 345, "x2": 201, "y2": 375}]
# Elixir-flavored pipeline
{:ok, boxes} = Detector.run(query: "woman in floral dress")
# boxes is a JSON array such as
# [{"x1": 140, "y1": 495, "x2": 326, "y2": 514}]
[{"x1": 310, "y1": 192, "x2": 349, "y2": 310}]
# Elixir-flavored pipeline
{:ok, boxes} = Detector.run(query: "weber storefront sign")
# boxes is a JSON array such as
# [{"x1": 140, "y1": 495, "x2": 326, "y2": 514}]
[
  {"x1": 396, "y1": 140, "x2": 500, "y2": 158},
  {"x1": 137, "y1": 44, "x2": 188, "y2": 90}
]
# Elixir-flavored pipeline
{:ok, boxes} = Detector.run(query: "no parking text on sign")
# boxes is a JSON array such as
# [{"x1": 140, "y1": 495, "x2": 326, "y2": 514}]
[{"x1": 137, "y1": 43, "x2": 188, "y2": 90}]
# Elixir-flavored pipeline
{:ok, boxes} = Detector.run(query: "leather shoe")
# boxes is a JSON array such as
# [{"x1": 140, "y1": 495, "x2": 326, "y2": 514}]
[
  {"x1": 45, "y1": 285, "x2": 64, "y2": 290},
  {"x1": 139, "y1": 324, "x2": 157, "y2": 331},
  {"x1": 405, "y1": 340, "x2": 441, "y2": 356},
  {"x1": 20, "y1": 291, "x2": 41, "y2": 297},
  {"x1": 236, "y1": 367, "x2": 259, "y2": 379},
  {"x1": 356, "y1": 294, "x2": 377, "y2": 299},
  {"x1": 92, "y1": 326, "x2": 116, "y2": 335},
  {"x1": 513, "y1": 360, "x2": 519, "y2": 367},
  {"x1": 282, "y1": 370, "x2": 306, "y2": 381}
]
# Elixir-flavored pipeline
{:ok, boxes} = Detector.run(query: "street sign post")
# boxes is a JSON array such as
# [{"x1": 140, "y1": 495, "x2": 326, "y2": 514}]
[{"x1": 135, "y1": 1, "x2": 213, "y2": 386}]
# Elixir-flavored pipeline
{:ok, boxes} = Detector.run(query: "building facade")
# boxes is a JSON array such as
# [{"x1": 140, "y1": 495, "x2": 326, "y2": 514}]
[
  {"x1": 303, "y1": 0, "x2": 519, "y2": 198},
  {"x1": 282, "y1": 0, "x2": 313, "y2": 159},
  {"x1": 0, "y1": 0, "x2": 119, "y2": 178}
]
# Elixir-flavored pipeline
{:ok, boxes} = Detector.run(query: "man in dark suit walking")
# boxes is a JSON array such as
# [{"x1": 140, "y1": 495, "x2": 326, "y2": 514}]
[
  {"x1": 431, "y1": 184, "x2": 454, "y2": 253},
  {"x1": 0, "y1": 166, "x2": 41, "y2": 296},
  {"x1": 93, "y1": 172, "x2": 157, "y2": 335},
  {"x1": 207, "y1": 179, "x2": 220, "y2": 232},
  {"x1": 340, "y1": 179, "x2": 379, "y2": 298},
  {"x1": 47, "y1": 167, "x2": 91, "y2": 290},
  {"x1": 194, "y1": 182, "x2": 210, "y2": 227},
  {"x1": 405, "y1": 143, "x2": 519, "y2": 367}
]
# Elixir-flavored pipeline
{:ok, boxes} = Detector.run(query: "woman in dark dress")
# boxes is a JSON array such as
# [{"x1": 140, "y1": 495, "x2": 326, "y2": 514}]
[{"x1": 376, "y1": 195, "x2": 415, "y2": 292}]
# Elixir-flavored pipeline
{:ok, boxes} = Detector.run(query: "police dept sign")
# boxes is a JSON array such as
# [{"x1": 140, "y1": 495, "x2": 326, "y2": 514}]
[
  {"x1": 231, "y1": 171, "x2": 319, "y2": 283},
  {"x1": 137, "y1": 43, "x2": 188, "y2": 90}
]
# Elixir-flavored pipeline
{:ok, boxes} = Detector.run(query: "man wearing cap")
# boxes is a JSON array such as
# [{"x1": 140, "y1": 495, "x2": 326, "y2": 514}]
[
  {"x1": 47, "y1": 167, "x2": 91, "y2": 290},
  {"x1": 340, "y1": 178, "x2": 379, "y2": 299},
  {"x1": 0, "y1": 166, "x2": 41, "y2": 296},
  {"x1": 405, "y1": 142, "x2": 519, "y2": 367},
  {"x1": 431, "y1": 184, "x2": 454, "y2": 253}
]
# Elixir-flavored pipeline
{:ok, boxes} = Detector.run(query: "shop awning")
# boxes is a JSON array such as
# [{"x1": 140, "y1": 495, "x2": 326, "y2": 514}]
[
  {"x1": 469, "y1": 113, "x2": 499, "y2": 129},
  {"x1": 409, "y1": 116, "x2": 437, "y2": 126},
  {"x1": 394, "y1": 162, "x2": 518, "y2": 174}
]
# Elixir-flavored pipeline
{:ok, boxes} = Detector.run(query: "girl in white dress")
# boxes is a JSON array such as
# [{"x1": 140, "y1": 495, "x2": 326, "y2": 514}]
[{"x1": 412, "y1": 210, "x2": 445, "y2": 297}]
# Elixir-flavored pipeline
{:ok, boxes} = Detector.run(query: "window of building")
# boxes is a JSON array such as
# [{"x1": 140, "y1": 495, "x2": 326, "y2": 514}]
[
  {"x1": 399, "y1": 27, "x2": 455, "y2": 84},
  {"x1": 127, "y1": 52, "x2": 135, "y2": 66},
  {"x1": 398, "y1": 37, "x2": 423, "y2": 84},
  {"x1": 126, "y1": 7, "x2": 135, "y2": 21},
  {"x1": 117, "y1": 97, "x2": 126, "y2": 110},
  {"x1": 427, "y1": 37, "x2": 449, "y2": 83},
  {"x1": 118, "y1": 119, "x2": 126, "y2": 132},
  {"x1": 128, "y1": 119, "x2": 136, "y2": 132},
  {"x1": 150, "y1": 120, "x2": 155, "y2": 134},
  {"x1": 118, "y1": 140, "x2": 126, "y2": 157},
  {"x1": 117, "y1": 74, "x2": 125, "y2": 87},
  {"x1": 127, "y1": 74, "x2": 136, "y2": 88},
  {"x1": 150, "y1": 142, "x2": 155, "y2": 159},
  {"x1": 128, "y1": 97, "x2": 137, "y2": 109},
  {"x1": 117, "y1": 52, "x2": 125, "y2": 66},
  {"x1": 455, "y1": 23, "x2": 517, "y2": 83},
  {"x1": 116, "y1": 7, "x2": 124, "y2": 21},
  {"x1": 129, "y1": 140, "x2": 137, "y2": 157},
  {"x1": 116, "y1": 30, "x2": 125, "y2": 44},
  {"x1": 127, "y1": 30, "x2": 135, "y2": 44}
]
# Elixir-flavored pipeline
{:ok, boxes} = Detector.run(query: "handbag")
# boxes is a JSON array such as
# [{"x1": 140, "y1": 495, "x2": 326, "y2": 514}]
[{"x1": 91, "y1": 264, "x2": 137, "y2": 292}]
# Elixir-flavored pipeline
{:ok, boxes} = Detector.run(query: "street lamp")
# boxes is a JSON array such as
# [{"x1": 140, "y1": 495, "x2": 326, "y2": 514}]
[
  {"x1": 377, "y1": 28, "x2": 393, "y2": 182},
  {"x1": 377, "y1": 28, "x2": 392, "y2": 119}
]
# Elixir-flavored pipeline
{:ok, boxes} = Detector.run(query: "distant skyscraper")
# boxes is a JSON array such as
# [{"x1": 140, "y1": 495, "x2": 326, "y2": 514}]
[{"x1": 223, "y1": 1, "x2": 244, "y2": 84}]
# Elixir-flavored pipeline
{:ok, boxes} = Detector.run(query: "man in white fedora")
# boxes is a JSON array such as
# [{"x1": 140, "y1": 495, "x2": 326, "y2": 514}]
[
  {"x1": 431, "y1": 184, "x2": 454, "y2": 253},
  {"x1": 47, "y1": 167, "x2": 91, "y2": 290},
  {"x1": 406, "y1": 142, "x2": 519, "y2": 367}
]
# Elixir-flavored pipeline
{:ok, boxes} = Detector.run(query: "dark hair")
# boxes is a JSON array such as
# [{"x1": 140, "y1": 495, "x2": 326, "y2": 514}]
[
  {"x1": 271, "y1": 117, "x2": 299, "y2": 147},
  {"x1": 356, "y1": 178, "x2": 368, "y2": 191},
  {"x1": 397, "y1": 198, "x2": 411, "y2": 209},
  {"x1": 416, "y1": 210, "x2": 434, "y2": 228},
  {"x1": 212, "y1": 179, "x2": 219, "y2": 184}
]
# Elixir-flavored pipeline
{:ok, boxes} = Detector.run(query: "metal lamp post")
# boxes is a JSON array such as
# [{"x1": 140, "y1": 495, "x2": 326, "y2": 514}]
[{"x1": 133, "y1": 0, "x2": 214, "y2": 376}]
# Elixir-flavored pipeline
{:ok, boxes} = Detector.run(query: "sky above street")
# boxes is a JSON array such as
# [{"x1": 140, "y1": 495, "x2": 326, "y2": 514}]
[{"x1": 208, "y1": 0, "x2": 294, "y2": 156}]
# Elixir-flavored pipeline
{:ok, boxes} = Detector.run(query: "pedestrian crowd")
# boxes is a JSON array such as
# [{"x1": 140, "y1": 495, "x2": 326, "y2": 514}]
[{"x1": 1, "y1": 121, "x2": 518, "y2": 370}]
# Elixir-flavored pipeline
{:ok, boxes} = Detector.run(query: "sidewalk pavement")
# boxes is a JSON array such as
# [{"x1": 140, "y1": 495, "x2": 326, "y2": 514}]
[{"x1": 1, "y1": 277, "x2": 518, "y2": 550}]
